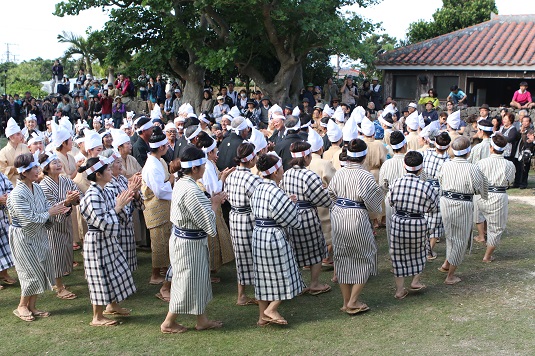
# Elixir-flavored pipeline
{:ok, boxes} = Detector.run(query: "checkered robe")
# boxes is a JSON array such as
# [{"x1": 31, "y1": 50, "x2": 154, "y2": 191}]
[
  {"x1": 328, "y1": 162, "x2": 383, "y2": 284},
  {"x1": 250, "y1": 179, "x2": 305, "y2": 301},
  {"x1": 105, "y1": 175, "x2": 143, "y2": 271},
  {"x1": 6, "y1": 181, "x2": 55, "y2": 296},
  {"x1": 281, "y1": 166, "x2": 331, "y2": 267},
  {"x1": 80, "y1": 183, "x2": 136, "y2": 305},
  {"x1": 224, "y1": 166, "x2": 262, "y2": 285},
  {"x1": 438, "y1": 158, "x2": 488, "y2": 266},
  {"x1": 378, "y1": 153, "x2": 406, "y2": 244},
  {"x1": 0, "y1": 173, "x2": 14, "y2": 271},
  {"x1": 40, "y1": 175, "x2": 82, "y2": 278},
  {"x1": 389, "y1": 174, "x2": 439, "y2": 277},
  {"x1": 477, "y1": 154, "x2": 516, "y2": 247},
  {"x1": 422, "y1": 149, "x2": 450, "y2": 238},
  {"x1": 168, "y1": 176, "x2": 216, "y2": 315}
]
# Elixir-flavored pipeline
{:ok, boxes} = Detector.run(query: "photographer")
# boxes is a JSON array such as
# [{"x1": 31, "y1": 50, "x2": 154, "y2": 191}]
[
  {"x1": 340, "y1": 76, "x2": 357, "y2": 111},
  {"x1": 137, "y1": 68, "x2": 150, "y2": 101},
  {"x1": 51, "y1": 60, "x2": 64, "y2": 94}
]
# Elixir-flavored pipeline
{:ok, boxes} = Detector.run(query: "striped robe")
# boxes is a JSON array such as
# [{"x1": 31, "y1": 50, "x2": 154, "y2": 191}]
[
  {"x1": 476, "y1": 154, "x2": 516, "y2": 247},
  {"x1": 0, "y1": 173, "x2": 14, "y2": 271},
  {"x1": 468, "y1": 138, "x2": 491, "y2": 224},
  {"x1": 58, "y1": 150, "x2": 83, "y2": 245},
  {"x1": 168, "y1": 176, "x2": 216, "y2": 315},
  {"x1": 105, "y1": 175, "x2": 142, "y2": 271},
  {"x1": 438, "y1": 158, "x2": 488, "y2": 266},
  {"x1": 378, "y1": 153, "x2": 406, "y2": 244},
  {"x1": 281, "y1": 166, "x2": 332, "y2": 267},
  {"x1": 80, "y1": 183, "x2": 136, "y2": 305},
  {"x1": 7, "y1": 181, "x2": 54, "y2": 296},
  {"x1": 389, "y1": 174, "x2": 439, "y2": 277},
  {"x1": 224, "y1": 166, "x2": 262, "y2": 286},
  {"x1": 422, "y1": 149, "x2": 450, "y2": 238},
  {"x1": 362, "y1": 137, "x2": 387, "y2": 220},
  {"x1": 250, "y1": 179, "x2": 304, "y2": 301},
  {"x1": 328, "y1": 162, "x2": 383, "y2": 284},
  {"x1": 122, "y1": 154, "x2": 147, "y2": 245},
  {"x1": 40, "y1": 175, "x2": 81, "y2": 278}
]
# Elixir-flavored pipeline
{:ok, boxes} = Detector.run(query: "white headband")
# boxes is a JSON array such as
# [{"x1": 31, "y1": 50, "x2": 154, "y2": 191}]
[
  {"x1": 180, "y1": 157, "x2": 207, "y2": 168},
  {"x1": 240, "y1": 152, "x2": 256, "y2": 163},
  {"x1": 202, "y1": 140, "x2": 217, "y2": 153},
  {"x1": 86, "y1": 154, "x2": 118, "y2": 174},
  {"x1": 260, "y1": 158, "x2": 282, "y2": 177},
  {"x1": 490, "y1": 134, "x2": 505, "y2": 152},
  {"x1": 199, "y1": 114, "x2": 211, "y2": 125},
  {"x1": 452, "y1": 146, "x2": 471, "y2": 156},
  {"x1": 40, "y1": 152, "x2": 58, "y2": 168},
  {"x1": 320, "y1": 121, "x2": 328, "y2": 128},
  {"x1": 435, "y1": 143, "x2": 450, "y2": 150},
  {"x1": 137, "y1": 120, "x2": 153, "y2": 133},
  {"x1": 290, "y1": 148, "x2": 311, "y2": 158},
  {"x1": 404, "y1": 163, "x2": 422, "y2": 172},
  {"x1": 347, "y1": 149, "x2": 367, "y2": 158},
  {"x1": 233, "y1": 120, "x2": 249, "y2": 134},
  {"x1": 16, "y1": 151, "x2": 40, "y2": 173},
  {"x1": 379, "y1": 116, "x2": 393, "y2": 128},
  {"x1": 149, "y1": 138, "x2": 168, "y2": 149},
  {"x1": 478, "y1": 124, "x2": 494, "y2": 132},
  {"x1": 186, "y1": 126, "x2": 202, "y2": 142},
  {"x1": 391, "y1": 138, "x2": 406, "y2": 150}
]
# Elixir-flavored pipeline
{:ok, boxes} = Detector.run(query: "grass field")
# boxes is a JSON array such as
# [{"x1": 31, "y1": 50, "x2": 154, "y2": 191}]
[{"x1": 1, "y1": 181, "x2": 535, "y2": 355}]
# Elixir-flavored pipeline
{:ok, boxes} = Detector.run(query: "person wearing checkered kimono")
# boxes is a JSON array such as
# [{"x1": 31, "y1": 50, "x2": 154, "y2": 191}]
[
  {"x1": 79, "y1": 155, "x2": 136, "y2": 327},
  {"x1": 0, "y1": 171, "x2": 15, "y2": 288},
  {"x1": 224, "y1": 142, "x2": 262, "y2": 306},
  {"x1": 250, "y1": 153, "x2": 304, "y2": 326},
  {"x1": 476, "y1": 133, "x2": 516, "y2": 262},
  {"x1": 102, "y1": 149, "x2": 143, "y2": 272},
  {"x1": 328, "y1": 139, "x2": 383, "y2": 315},
  {"x1": 281, "y1": 141, "x2": 332, "y2": 295},
  {"x1": 389, "y1": 151, "x2": 439, "y2": 299},
  {"x1": 421, "y1": 132, "x2": 451, "y2": 259},
  {"x1": 7, "y1": 153, "x2": 70, "y2": 322},
  {"x1": 39, "y1": 152, "x2": 82, "y2": 301},
  {"x1": 438, "y1": 136, "x2": 488, "y2": 285}
]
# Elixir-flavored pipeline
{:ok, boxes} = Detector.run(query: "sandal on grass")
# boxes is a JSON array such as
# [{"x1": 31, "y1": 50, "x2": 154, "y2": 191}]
[
  {"x1": 236, "y1": 297, "x2": 258, "y2": 306},
  {"x1": 1, "y1": 277, "x2": 17, "y2": 285},
  {"x1": 32, "y1": 310, "x2": 51, "y2": 317},
  {"x1": 308, "y1": 284, "x2": 332, "y2": 296},
  {"x1": 155, "y1": 293, "x2": 170, "y2": 303},
  {"x1": 346, "y1": 306, "x2": 370, "y2": 315},
  {"x1": 89, "y1": 319, "x2": 118, "y2": 327},
  {"x1": 13, "y1": 309, "x2": 34, "y2": 322},
  {"x1": 103, "y1": 308, "x2": 131, "y2": 316},
  {"x1": 57, "y1": 288, "x2": 77, "y2": 300},
  {"x1": 261, "y1": 316, "x2": 288, "y2": 325}
]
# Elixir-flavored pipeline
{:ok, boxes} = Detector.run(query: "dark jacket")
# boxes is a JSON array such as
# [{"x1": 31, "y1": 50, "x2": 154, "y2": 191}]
[
  {"x1": 133, "y1": 136, "x2": 151, "y2": 167},
  {"x1": 274, "y1": 132, "x2": 304, "y2": 171},
  {"x1": 269, "y1": 128, "x2": 286, "y2": 145},
  {"x1": 163, "y1": 138, "x2": 181, "y2": 164},
  {"x1": 216, "y1": 132, "x2": 245, "y2": 171},
  {"x1": 175, "y1": 136, "x2": 191, "y2": 159}
]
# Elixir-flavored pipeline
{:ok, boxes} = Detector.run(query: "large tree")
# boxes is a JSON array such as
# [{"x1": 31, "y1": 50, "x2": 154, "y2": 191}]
[
  {"x1": 406, "y1": 0, "x2": 497, "y2": 44},
  {"x1": 57, "y1": 30, "x2": 107, "y2": 76},
  {"x1": 55, "y1": 0, "x2": 376, "y2": 109}
]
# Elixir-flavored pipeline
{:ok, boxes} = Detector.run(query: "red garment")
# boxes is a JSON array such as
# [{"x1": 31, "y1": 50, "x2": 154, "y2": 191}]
[
  {"x1": 117, "y1": 78, "x2": 131, "y2": 96},
  {"x1": 100, "y1": 97, "x2": 113, "y2": 115},
  {"x1": 512, "y1": 89, "x2": 532, "y2": 105}
]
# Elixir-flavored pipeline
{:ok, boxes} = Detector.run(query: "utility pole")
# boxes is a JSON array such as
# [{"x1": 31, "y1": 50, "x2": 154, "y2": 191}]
[{"x1": 4, "y1": 43, "x2": 17, "y2": 63}]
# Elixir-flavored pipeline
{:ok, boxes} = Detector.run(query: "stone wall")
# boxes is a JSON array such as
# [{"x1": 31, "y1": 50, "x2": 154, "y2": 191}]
[{"x1": 124, "y1": 98, "x2": 149, "y2": 116}]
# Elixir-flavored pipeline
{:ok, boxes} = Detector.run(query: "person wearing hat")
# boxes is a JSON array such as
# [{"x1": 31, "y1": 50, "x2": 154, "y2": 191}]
[
  {"x1": 162, "y1": 122, "x2": 180, "y2": 164},
  {"x1": 510, "y1": 81, "x2": 535, "y2": 109},
  {"x1": 132, "y1": 117, "x2": 154, "y2": 167},
  {"x1": 405, "y1": 110, "x2": 422, "y2": 151},
  {"x1": 274, "y1": 116, "x2": 304, "y2": 171},
  {"x1": 267, "y1": 113, "x2": 286, "y2": 145},
  {"x1": 328, "y1": 138, "x2": 383, "y2": 314},
  {"x1": 21, "y1": 114, "x2": 41, "y2": 142},
  {"x1": 258, "y1": 97, "x2": 271, "y2": 128},
  {"x1": 438, "y1": 136, "x2": 488, "y2": 285},
  {"x1": 478, "y1": 104, "x2": 491, "y2": 122},
  {"x1": 324, "y1": 118, "x2": 343, "y2": 164},
  {"x1": 216, "y1": 116, "x2": 251, "y2": 171},
  {"x1": 422, "y1": 101, "x2": 438, "y2": 126},
  {"x1": 300, "y1": 83, "x2": 316, "y2": 110},
  {"x1": 446, "y1": 111, "x2": 463, "y2": 156},
  {"x1": 243, "y1": 99, "x2": 261, "y2": 128},
  {"x1": 340, "y1": 76, "x2": 357, "y2": 110},
  {"x1": 26, "y1": 132, "x2": 45, "y2": 155},
  {"x1": 389, "y1": 151, "x2": 439, "y2": 299},
  {"x1": 213, "y1": 95, "x2": 230, "y2": 123},
  {"x1": 0, "y1": 118, "x2": 30, "y2": 185},
  {"x1": 171, "y1": 89, "x2": 183, "y2": 117},
  {"x1": 476, "y1": 133, "x2": 516, "y2": 262},
  {"x1": 323, "y1": 77, "x2": 339, "y2": 105}
]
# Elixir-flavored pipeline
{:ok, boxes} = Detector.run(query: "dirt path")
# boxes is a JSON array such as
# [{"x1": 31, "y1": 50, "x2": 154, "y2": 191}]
[{"x1": 508, "y1": 195, "x2": 535, "y2": 207}]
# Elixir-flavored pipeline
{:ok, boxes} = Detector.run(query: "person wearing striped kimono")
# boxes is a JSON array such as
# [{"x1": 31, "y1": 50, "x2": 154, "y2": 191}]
[
  {"x1": 468, "y1": 120, "x2": 493, "y2": 243},
  {"x1": 39, "y1": 151, "x2": 82, "y2": 300},
  {"x1": 421, "y1": 132, "x2": 451, "y2": 260},
  {"x1": 102, "y1": 149, "x2": 143, "y2": 271},
  {"x1": 0, "y1": 172, "x2": 15, "y2": 288},
  {"x1": 476, "y1": 133, "x2": 516, "y2": 262},
  {"x1": 224, "y1": 142, "x2": 262, "y2": 306},
  {"x1": 438, "y1": 136, "x2": 488, "y2": 285},
  {"x1": 79, "y1": 156, "x2": 136, "y2": 327},
  {"x1": 7, "y1": 153, "x2": 70, "y2": 322},
  {"x1": 379, "y1": 131, "x2": 408, "y2": 245},
  {"x1": 282, "y1": 141, "x2": 332, "y2": 295},
  {"x1": 328, "y1": 139, "x2": 383, "y2": 315},
  {"x1": 160, "y1": 146, "x2": 224, "y2": 334},
  {"x1": 250, "y1": 153, "x2": 304, "y2": 326},
  {"x1": 389, "y1": 151, "x2": 439, "y2": 299}
]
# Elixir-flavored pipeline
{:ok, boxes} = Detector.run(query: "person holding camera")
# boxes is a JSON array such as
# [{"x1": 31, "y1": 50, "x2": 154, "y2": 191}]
[
  {"x1": 517, "y1": 116, "x2": 534, "y2": 189},
  {"x1": 340, "y1": 76, "x2": 357, "y2": 111}
]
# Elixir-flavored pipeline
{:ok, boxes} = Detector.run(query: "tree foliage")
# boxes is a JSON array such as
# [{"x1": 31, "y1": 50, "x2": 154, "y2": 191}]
[
  {"x1": 360, "y1": 33, "x2": 398, "y2": 79},
  {"x1": 57, "y1": 30, "x2": 108, "y2": 76},
  {"x1": 406, "y1": 0, "x2": 498, "y2": 44}
]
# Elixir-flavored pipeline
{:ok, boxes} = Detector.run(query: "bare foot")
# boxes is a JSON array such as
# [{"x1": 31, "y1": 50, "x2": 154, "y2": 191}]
[
  {"x1": 161, "y1": 322, "x2": 187, "y2": 334},
  {"x1": 444, "y1": 276, "x2": 462, "y2": 285},
  {"x1": 104, "y1": 306, "x2": 131, "y2": 316},
  {"x1": 256, "y1": 318, "x2": 271, "y2": 326},
  {"x1": 482, "y1": 256, "x2": 495, "y2": 263},
  {"x1": 345, "y1": 301, "x2": 368, "y2": 310},
  {"x1": 90, "y1": 317, "x2": 118, "y2": 326},
  {"x1": 473, "y1": 236, "x2": 486, "y2": 243},
  {"x1": 195, "y1": 320, "x2": 223, "y2": 330},
  {"x1": 149, "y1": 276, "x2": 165, "y2": 285}
]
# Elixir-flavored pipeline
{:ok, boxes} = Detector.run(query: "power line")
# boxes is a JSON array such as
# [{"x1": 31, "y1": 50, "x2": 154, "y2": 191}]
[{"x1": 3, "y1": 43, "x2": 18, "y2": 63}]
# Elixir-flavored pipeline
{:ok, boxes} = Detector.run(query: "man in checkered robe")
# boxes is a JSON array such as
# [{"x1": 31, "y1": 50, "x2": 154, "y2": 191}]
[
  {"x1": 0, "y1": 172, "x2": 15, "y2": 285},
  {"x1": 389, "y1": 151, "x2": 439, "y2": 299}
]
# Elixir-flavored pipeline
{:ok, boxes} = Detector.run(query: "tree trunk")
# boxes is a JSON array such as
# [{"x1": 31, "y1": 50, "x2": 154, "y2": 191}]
[
  {"x1": 107, "y1": 66, "x2": 115, "y2": 85},
  {"x1": 289, "y1": 63, "x2": 303, "y2": 107},
  {"x1": 183, "y1": 63, "x2": 205, "y2": 114},
  {"x1": 85, "y1": 57, "x2": 93, "y2": 77},
  {"x1": 256, "y1": 63, "x2": 300, "y2": 107}
]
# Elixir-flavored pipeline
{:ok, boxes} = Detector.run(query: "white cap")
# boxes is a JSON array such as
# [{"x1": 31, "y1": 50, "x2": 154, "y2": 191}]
[
  {"x1": 59, "y1": 116, "x2": 73, "y2": 134},
  {"x1": 174, "y1": 116, "x2": 185, "y2": 125},
  {"x1": 406, "y1": 111, "x2": 419, "y2": 131},
  {"x1": 249, "y1": 127, "x2": 267, "y2": 153},
  {"x1": 5, "y1": 118, "x2": 21, "y2": 137},
  {"x1": 418, "y1": 113, "x2": 425, "y2": 129},
  {"x1": 51, "y1": 121, "x2": 72, "y2": 148},
  {"x1": 447, "y1": 110, "x2": 461, "y2": 130},
  {"x1": 85, "y1": 130, "x2": 103, "y2": 150},
  {"x1": 164, "y1": 122, "x2": 176, "y2": 132},
  {"x1": 229, "y1": 106, "x2": 241, "y2": 119},
  {"x1": 126, "y1": 111, "x2": 135, "y2": 119},
  {"x1": 292, "y1": 106, "x2": 301, "y2": 117},
  {"x1": 343, "y1": 115, "x2": 359, "y2": 142},
  {"x1": 110, "y1": 128, "x2": 130, "y2": 149},
  {"x1": 332, "y1": 106, "x2": 345, "y2": 123},
  {"x1": 360, "y1": 117, "x2": 375, "y2": 137},
  {"x1": 25, "y1": 114, "x2": 37, "y2": 122},
  {"x1": 408, "y1": 102, "x2": 418, "y2": 109},
  {"x1": 350, "y1": 106, "x2": 366, "y2": 125},
  {"x1": 308, "y1": 128, "x2": 324, "y2": 152},
  {"x1": 178, "y1": 103, "x2": 194, "y2": 115},
  {"x1": 326, "y1": 119, "x2": 343, "y2": 142},
  {"x1": 268, "y1": 104, "x2": 283, "y2": 119},
  {"x1": 323, "y1": 104, "x2": 334, "y2": 117}
]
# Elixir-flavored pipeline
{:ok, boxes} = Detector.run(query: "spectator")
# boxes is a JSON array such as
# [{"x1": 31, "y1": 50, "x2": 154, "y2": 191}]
[
  {"x1": 77, "y1": 68, "x2": 87, "y2": 85},
  {"x1": 137, "y1": 68, "x2": 150, "y2": 101},
  {"x1": 99, "y1": 90, "x2": 113, "y2": 120},
  {"x1": 258, "y1": 97, "x2": 271, "y2": 128},
  {"x1": 357, "y1": 80, "x2": 372, "y2": 108},
  {"x1": 300, "y1": 83, "x2": 316, "y2": 108},
  {"x1": 112, "y1": 96, "x2": 126, "y2": 128},
  {"x1": 88, "y1": 80, "x2": 100, "y2": 97},
  {"x1": 422, "y1": 101, "x2": 438, "y2": 126},
  {"x1": 147, "y1": 77, "x2": 157, "y2": 111},
  {"x1": 510, "y1": 81, "x2": 535, "y2": 109},
  {"x1": 201, "y1": 89, "x2": 215, "y2": 114},
  {"x1": 236, "y1": 89, "x2": 248, "y2": 112},
  {"x1": 447, "y1": 85, "x2": 467, "y2": 106},
  {"x1": 116, "y1": 74, "x2": 133, "y2": 102},
  {"x1": 418, "y1": 88, "x2": 440, "y2": 109},
  {"x1": 204, "y1": 78, "x2": 214, "y2": 95},
  {"x1": 213, "y1": 95, "x2": 230, "y2": 123},
  {"x1": 323, "y1": 77, "x2": 339, "y2": 104},
  {"x1": 491, "y1": 116, "x2": 502, "y2": 132},
  {"x1": 227, "y1": 80, "x2": 238, "y2": 106},
  {"x1": 171, "y1": 89, "x2": 182, "y2": 117},
  {"x1": 500, "y1": 112, "x2": 521, "y2": 188},
  {"x1": 219, "y1": 87, "x2": 233, "y2": 107},
  {"x1": 517, "y1": 117, "x2": 534, "y2": 189},
  {"x1": 254, "y1": 90, "x2": 263, "y2": 107},
  {"x1": 163, "y1": 91, "x2": 174, "y2": 122},
  {"x1": 155, "y1": 74, "x2": 166, "y2": 105},
  {"x1": 51, "y1": 60, "x2": 63, "y2": 94},
  {"x1": 243, "y1": 99, "x2": 260, "y2": 127},
  {"x1": 340, "y1": 76, "x2": 357, "y2": 110}
]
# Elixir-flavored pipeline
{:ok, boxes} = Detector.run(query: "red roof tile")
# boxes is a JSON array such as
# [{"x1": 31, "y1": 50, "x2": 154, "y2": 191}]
[{"x1": 376, "y1": 15, "x2": 535, "y2": 69}]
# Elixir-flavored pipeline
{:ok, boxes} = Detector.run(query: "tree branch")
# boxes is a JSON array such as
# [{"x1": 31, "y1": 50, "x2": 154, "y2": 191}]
[
  {"x1": 262, "y1": 3, "x2": 290, "y2": 62},
  {"x1": 203, "y1": 5, "x2": 230, "y2": 40},
  {"x1": 168, "y1": 57, "x2": 187, "y2": 78}
]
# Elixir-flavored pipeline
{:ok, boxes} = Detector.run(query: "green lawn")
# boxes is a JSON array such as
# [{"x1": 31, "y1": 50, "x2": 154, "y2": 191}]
[{"x1": 1, "y1": 183, "x2": 535, "y2": 355}]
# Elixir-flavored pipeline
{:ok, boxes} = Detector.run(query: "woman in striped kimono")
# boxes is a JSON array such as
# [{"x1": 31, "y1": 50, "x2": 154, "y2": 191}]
[
  {"x1": 389, "y1": 151, "x2": 439, "y2": 299},
  {"x1": 476, "y1": 134, "x2": 516, "y2": 262},
  {"x1": 0, "y1": 172, "x2": 15, "y2": 288},
  {"x1": 39, "y1": 151, "x2": 81, "y2": 300},
  {"x1": 160, "y1": 146, "x2": 225, "y2": 334},
  {"x1": 421, "y1": 132, "x2": 451, "y2": 259},
  {"x1": 7, "y1": 153, "x2": 69, "y2": 321},
  {"x1": 224, "y1": 142, "x2": 262, "y2": 305},
  {"x1": 438, "y1": 136, "x2": 488, "y2": 285},
  {"x1": 328, "y1": 139, "x2": 383, "y2": 315},
  {"x1": 250, "y1": 153, "x2": 304, "y2": 326},
  {"x1": 79, "y1": 156, "x2": 136, "y2": 327},
  {"x1": 102, "y1": 149, "x2": 143, "y2": 271},
  {"x1": 281, "y1": 141, "x2": 332, "y2": 295}
]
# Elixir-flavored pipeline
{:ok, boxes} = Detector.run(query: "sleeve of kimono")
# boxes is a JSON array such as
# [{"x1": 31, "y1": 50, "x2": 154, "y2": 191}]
[
  {"x1": 362, "y1": 174, "x2": 383, "y2": 214},
  {"x1": 40, "y1": 180, "x2": 69, "y2": 224},
  {"x1": 142, "y1": 161, "x2": 172, "y2": 200},
  {"x1": 270, "y1": 187, "x2": 301, "y2": 229},
  {"x1": 424, "y1": 182, "x2": 440, "y2": 214},
  {"x1": 0, "y1": 173, "x2": 13, "y2": 209},
  {"x1": 0, "y1": 149, "x2": 15, "y2": 179},
  {"x1": 201, "y1": 164, "x2": 222, "y2": 196},
  {"x1": 327, "y1": 173, "x2": 339, "y2": 202},
  {"x1": 473, "y1": 166, "x2": 489, "y2": 200},
  {"x1": 81, "y1": 190, "x2": 120, "y2": 235},
  {"x1": 9, "y1": 189, "x2": 50, "y2": 227},
  {"x1": 378, "y1": 166, "x2": 389, "y2": 193},
  {"x1": 245, "y1": 175, "x2": 262, "y2": 198},
  {"x1": 307, "y1": 172, "x2": 332, "y2": 209},
  {"x1": 184, "y1": 187, "x2": 217, "y2": 236}
]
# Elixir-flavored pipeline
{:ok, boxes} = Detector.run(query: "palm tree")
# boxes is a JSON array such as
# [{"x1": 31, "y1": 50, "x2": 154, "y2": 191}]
[{"x1": 57, "y1": 31, "x2": 107, "y2": 76}]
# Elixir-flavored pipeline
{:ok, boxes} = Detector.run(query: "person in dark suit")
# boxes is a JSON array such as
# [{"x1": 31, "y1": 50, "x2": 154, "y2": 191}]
[
  {"x1": 175, "y1": 116, "x2": 200, "y2": 158},
  {"x1": 163, "y1": 122, "x2": 180, "y2": 164},
  {"x1": 275, "y1": 116, "x2": 304, "y2": 170},
  {"x1": 268, "y1": 113, "x2": 287, "y2": 145},
  {"x1": 132, "y1": 116, "x2": 154, "y2": 167},
  {"x1": 216, "y1": 116, "x2": 251, "y2": 171}
]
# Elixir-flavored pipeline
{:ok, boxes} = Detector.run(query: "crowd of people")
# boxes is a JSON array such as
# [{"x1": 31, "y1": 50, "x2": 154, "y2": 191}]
[{"x1": 0, "y1": 73, "x2": 533, "y2": 332}]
